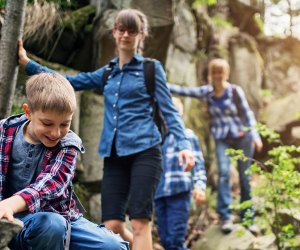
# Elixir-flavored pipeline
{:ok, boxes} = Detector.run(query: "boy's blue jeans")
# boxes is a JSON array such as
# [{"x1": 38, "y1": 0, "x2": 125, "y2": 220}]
[
  {"x1": 155, "y1": 191, "x2": 190, "y2": 250},
  {"x1": 9, "y1": 212, "x2": 129, "y2": 250},
  {"x1": 215, "y1": 134, "x2": 254, "y2": 222}
]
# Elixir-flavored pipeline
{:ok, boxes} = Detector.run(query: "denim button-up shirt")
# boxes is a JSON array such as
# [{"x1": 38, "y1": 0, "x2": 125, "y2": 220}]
[{"x1": 26, "y1": 54, "x2": 191, "y2": 157}]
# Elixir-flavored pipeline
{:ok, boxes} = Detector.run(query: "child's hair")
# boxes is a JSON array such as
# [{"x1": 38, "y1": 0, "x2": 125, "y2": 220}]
[
  {"x1": 113, "y1": 8, "x2": 149, "y2": 53},
  {"x1": 172, "y1": 97, "x2": 184, "y2": 117},
  {"x1": 26, "y1": 73, "x2": 77, "y2": 113},
  {"x1": 208, "y1": 58, "x2": 230, "y2": 77}
]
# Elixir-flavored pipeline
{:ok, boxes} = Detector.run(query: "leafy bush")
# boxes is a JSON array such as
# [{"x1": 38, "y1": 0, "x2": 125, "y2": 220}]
[{"x1": 227, "y1": 123, "x2": 300, "y2": 249}]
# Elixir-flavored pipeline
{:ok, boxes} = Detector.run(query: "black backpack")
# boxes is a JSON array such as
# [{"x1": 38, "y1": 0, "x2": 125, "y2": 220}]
[{"x1": 101, "y1": 58, "x2": 168, "y2": 143}]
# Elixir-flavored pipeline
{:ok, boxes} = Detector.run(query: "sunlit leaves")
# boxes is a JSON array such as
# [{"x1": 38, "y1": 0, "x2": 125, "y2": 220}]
[
  {"x1": 227, "y1": 124, "x2": 300, "y2": 248},
  {"x1": 192, "y1": 0, "x2": 217, "y2": 9}
]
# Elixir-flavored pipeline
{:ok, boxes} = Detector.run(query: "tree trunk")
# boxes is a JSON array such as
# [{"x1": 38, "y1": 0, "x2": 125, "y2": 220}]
[{"x1": 0, "y1": 0, "x2": 26, "y2": 119}]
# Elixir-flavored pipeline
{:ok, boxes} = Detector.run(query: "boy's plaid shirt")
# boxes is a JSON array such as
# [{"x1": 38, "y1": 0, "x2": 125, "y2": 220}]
[
  {"x1": 155, "y1": 129, "x2": 207, "y2": 199},
  {"x1": 168, "y1": 83, "x2": 260, "y2": 141},
  {"x1": 0, "y1": 114, "x2": 84, "y2": 221}
]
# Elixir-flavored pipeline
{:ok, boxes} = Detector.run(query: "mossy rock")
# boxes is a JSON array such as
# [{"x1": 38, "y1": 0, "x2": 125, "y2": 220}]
[
  {"x1": 62, "y1": 5, "x2": 96, "y2": 33},
  {"x1": 0, "y1": 219, "x2": 23, "y2": 249}
]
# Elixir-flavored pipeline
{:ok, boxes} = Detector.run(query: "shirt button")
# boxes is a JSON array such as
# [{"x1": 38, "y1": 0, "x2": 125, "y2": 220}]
[
  {"x1": 115, "y1": 93, "x2": 118, "y2": 96},
  {"x1": 28, "y1": 152, "x2": 33, "y2": 157},
  {"x1": 26, "y1": 164, "x2": 30, "y2": 168},
  {"x1": 113, "y1": 116, "x2": 117, "y2": 119},
  {"x1": 113, "y1": 104, "x2": 116, "y2": 108},
  {"x1": 114, "y1": 128, "x2": 117, "y2": 132},
  {"x1": 117, "y1": 82, "x2": 120, "y2": 85}
]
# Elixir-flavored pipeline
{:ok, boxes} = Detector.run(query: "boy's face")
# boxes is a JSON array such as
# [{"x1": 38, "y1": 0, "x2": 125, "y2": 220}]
[{"x1": 23, "y1": 103, "x2": 73, "y2": 147}]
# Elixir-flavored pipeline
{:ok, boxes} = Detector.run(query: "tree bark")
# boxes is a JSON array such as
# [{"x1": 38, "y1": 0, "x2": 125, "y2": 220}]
[{"x1": 0, "y1": 0, "x2": 26, "y2": 119}]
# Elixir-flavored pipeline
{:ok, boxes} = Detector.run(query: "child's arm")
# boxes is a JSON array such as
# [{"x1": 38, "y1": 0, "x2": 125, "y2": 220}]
[
  {"x1": 235, "y1": 86, "x2": 262, "y2": 151},
  {"x1": 0, "y1": 195, "x2": 27, "y2": 221},
  {"x1": 188, "y1": 130, "x2": 207, "y2": 206},
  {"x1": 14, "y1": 147, "x2": 78, "y2": 213},
  {"x1": 192, "y1": 189, "x2": 206, "y2": 206},
  {"x1": 167, "y1": 83, "x2": 210, "y2": 99}
]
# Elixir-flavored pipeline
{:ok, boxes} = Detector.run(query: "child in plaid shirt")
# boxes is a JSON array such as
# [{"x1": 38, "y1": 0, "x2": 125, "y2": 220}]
[
  {"x1": 154, "y1": 97, "x2": 207, "y2": 250},
  {"x1": 0, "y1": 73, "x2": 128, "y2": 250}
]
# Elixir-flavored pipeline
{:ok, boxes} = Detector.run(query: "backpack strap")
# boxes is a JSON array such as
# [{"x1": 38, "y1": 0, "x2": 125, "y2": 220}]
[
  {"x1": 231, "y1": 85, "x2": 243, "y2": 120},
  {"x1": 143, "y1": 58, "x2": 156, "y2": 99},
  {"x1": 94, "y1": 61, "x2": 116, "y2": 95},
  {"x1": 102, "y1": 62, "x2": 116, "y2": 88}
]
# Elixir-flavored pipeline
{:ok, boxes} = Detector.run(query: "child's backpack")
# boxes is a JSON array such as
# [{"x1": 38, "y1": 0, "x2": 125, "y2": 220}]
[{"x1": 101, "y1": 58, "x2": 168, "y2": 143}]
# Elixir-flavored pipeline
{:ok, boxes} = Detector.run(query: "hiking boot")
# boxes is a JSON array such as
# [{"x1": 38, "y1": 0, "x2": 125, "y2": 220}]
[
  {"x1": 247, "y1": 224, "x2": 259, "y2": 236},
  {"x1": 220, "y1": 219, "x2": 233, "y2": 234}
]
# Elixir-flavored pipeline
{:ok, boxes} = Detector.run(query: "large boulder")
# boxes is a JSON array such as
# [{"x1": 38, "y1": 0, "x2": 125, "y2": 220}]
[
  {"x1": 228, "y1": 0, "x2": 262, "y2": 37},
  {"x1": 194, "y1": 224, "x2": 255, "y2": 250},
  {"x1": 229, "y1": 33, "x2": 263, "y2": 112},
  {"x1": 263, "y1": 93, "x2": 300, "y2": 144},
  {"x1": 194, "y1": 224, "x2": 276, "y2": 250},
  {"x1": 258, "y1": 37, "x2": 300, "y2": 98}
]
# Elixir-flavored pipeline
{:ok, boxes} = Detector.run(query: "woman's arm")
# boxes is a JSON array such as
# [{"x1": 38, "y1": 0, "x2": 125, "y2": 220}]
[
  {"x1": 18, "y1": 40, "x2": 105, "y2": 92},
  {"x1": 154, "y1": 62, "x2": 195, "y2": 171}
]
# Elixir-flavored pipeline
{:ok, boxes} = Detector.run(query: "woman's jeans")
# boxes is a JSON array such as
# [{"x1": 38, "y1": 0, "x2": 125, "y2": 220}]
[
  {"x1": 9, "y1": 212, "x2": 129, "y2": 250},
  {"x1": 215, "y1": 134, "x2": 254, "y2": 222}
]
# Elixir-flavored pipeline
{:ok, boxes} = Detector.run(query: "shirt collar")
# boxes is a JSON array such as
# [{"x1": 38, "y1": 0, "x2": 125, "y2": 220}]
[{"x1": 109, "y1": 53, "x2": 144, "y2": 65}]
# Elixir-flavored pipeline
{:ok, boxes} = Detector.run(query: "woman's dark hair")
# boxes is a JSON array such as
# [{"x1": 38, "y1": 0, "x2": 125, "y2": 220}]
[{"x1": 113, "y1": 9, "x2": 149, "y2": 53}]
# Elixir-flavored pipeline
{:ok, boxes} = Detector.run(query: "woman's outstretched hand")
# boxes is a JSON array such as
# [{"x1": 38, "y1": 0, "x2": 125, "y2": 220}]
[{"x1": 18, "y1": 39, "x2": 30, "y2": 66}]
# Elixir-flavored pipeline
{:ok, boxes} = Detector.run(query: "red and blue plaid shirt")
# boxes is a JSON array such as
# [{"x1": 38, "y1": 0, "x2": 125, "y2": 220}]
[{"x1": 0, "y1": 114, "x2": 84, "y2": 221}]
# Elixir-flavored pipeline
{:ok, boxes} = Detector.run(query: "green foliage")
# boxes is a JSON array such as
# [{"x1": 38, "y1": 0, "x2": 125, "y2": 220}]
[
  {"x1": 211, "y1": 15, "x2": 232, "y2": 29},
  {"x1": 10, "y1": 104, "x2": 23, "y2": 116},
  {"x1": 253, "y1": 13, "x2": 264, "y2": 33},
  {"x1": 0, "y1": 0, "x2": 6, "y2": 9},
  {"x1": 62, "y1": 5, "x2": 96, "y2": 33},
  {"x1": 255, "y1": 123, "x2": 280, "y2": 143},
  {"x1": 226, "y1": 123, "x2": 300, "y2": 249},
  {"x1": 192, "y1": 0, "x2": 217, "y2": 9},
  {"x1": 261, "y1": 88, "x2": 272, "y2": 98}
]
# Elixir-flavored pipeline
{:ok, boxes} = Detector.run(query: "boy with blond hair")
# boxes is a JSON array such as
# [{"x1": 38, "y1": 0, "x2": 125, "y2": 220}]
[
  {"x1": 168, "y1": 58, "x2": 262, "y2": 235},
  {"x1": 0, "y1": 73, "x2": 129, "y2": 250}
]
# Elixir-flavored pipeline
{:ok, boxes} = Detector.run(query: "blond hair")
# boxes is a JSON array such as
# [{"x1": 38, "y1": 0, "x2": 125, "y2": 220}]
[
  {"x1": 208, "y1": 58, "x2": 230, "y2": 79},
  {"x1": 26, "y1": 73, "x2": 76, "y2": 113},
  {"x1": 172, "y1": 97, "x2": 184, "y2": 117}
]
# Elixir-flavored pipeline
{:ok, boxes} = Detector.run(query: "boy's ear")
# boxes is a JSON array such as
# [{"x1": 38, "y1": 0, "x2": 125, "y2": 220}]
[{"x1": 23, "y1": 103, "x2": 31, "y2": 120}]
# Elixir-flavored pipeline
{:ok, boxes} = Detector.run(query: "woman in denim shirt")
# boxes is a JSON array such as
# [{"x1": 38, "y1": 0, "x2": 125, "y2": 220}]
[{"x1": 18, "y1": 8, "x2": 194, "y2": 250}]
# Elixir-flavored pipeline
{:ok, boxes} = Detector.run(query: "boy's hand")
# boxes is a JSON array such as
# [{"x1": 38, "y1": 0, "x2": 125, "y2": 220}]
[
  {"x1": 178, "y1": 149, "x2": 195, "y2": 172},
  {"x1": 18, "y1": 39, "x2": 30, "y2": 66},
  {"x1": 0, "y1": 205, "x2": 14, "y2": 222},
  {"x1": 253, "y1": 138, "x2": 263, "y2": 152},
  {"x1": 192, "y1": 189, "x2": 206, "y2": 207}
]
